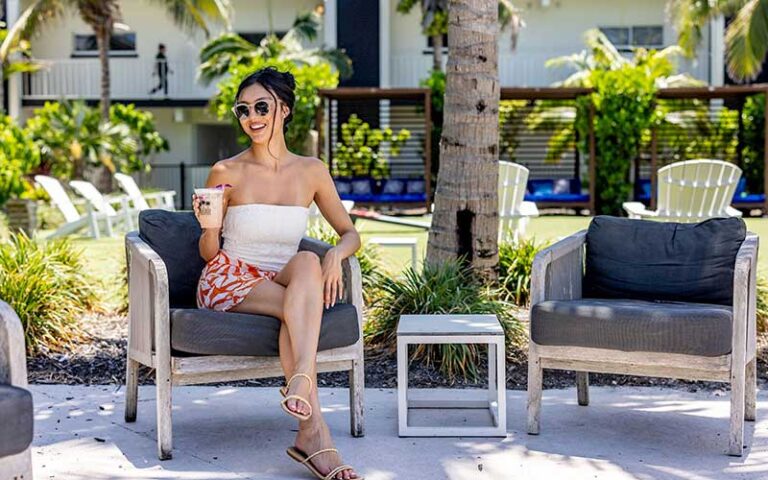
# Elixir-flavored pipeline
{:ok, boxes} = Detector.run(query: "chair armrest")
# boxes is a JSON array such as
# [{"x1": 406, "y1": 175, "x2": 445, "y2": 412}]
[
  {"x1": 0, "y1": 301, "x2": 27, "y2": 388},
  {"x1": 299, "y1": 237, "x2": 364, "y2": 335},
  {"x1": 733, "y1": 234, "x2": 759, "y2": 363},
  {"x1": 622, "y1": 201, "x2": 656, "y2": 219},
  {"x1": 125, "y1": 232, "x2": 171, "y2": 367},
  {"x1": 531, "y1": 230, "x2": 586, "y2": 305},
  {"x1": 726, "y1": 206, "x2": 743, "y2": 218}
]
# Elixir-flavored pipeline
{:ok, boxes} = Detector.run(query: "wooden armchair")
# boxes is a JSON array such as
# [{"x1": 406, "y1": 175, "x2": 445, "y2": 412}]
[
  {"x1": 0, "y1": 301, "x2": 34, "y2": 479},
  {"x1": 124, "y1": 210, "x2": 365, "y2": 460},
  {"x1": 527, "y1": 216, "x2": 758, "y2": 456}
]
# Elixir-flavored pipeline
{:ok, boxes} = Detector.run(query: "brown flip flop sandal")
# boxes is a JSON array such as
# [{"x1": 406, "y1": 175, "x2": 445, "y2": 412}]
[{"x1": 286, "y1": 446, "x2": 362, "y2": 480}]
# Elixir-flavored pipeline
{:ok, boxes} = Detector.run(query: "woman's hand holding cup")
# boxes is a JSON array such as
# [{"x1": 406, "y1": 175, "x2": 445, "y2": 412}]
[{"x1": 193, "y1": 184, "x2": 231, "y2": 230}]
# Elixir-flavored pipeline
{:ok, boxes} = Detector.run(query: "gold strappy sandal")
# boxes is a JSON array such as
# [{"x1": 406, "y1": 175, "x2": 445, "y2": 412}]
[
  {"x1": 286, "y1": 446, "x2": 362, "y2": 480},
  {"x1": 281, "y1": 373, "x2": 313, "y2": 421}
]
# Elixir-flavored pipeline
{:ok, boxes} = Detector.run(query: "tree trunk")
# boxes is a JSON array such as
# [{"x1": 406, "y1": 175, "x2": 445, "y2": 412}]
[
  {"x1": 431, "y1": 33, "x2": 443, "y2": 71},
  {"x1": 425, "y1": 0, "x2": 500, "y2": 279},
  {"x1": 94, "y1": 26, "x2": 113, "y2": 191}
]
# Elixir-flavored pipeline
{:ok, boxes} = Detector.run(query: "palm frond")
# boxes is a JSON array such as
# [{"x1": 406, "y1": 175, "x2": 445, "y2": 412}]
[
  {"x1": 583, "y1": 28, "x2": 627, "y2": 70},
  {"x1": 498, "y1": 0, "x2": 525, "y2": 51},
  {"x1": 725, "y1": 0, "x2": 768, "y2": 82},
  {"x1": 0, "y1": 0, "x2": 64, "y2": 62},
  {"x1": 148, "y1": 0, "x2": 232, "y2": 38},
  {"x1": 289, "y1": 11, "x2": 321, "y2": 42}
]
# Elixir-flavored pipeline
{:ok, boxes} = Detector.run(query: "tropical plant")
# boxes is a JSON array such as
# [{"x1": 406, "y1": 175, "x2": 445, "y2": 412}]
[
  {"x1": 742, "y1": 93, "x2": 766, "y2": 193},
  {"x1": 3, "y1": 1, "x2": 231, "y2": 120},
  {"x1": 668, "y1": 0, "x2": 768, "y2": 82},
  {"x1": 0, "y1": 232, "x2": 98, "y2": 354},
  {"x1": 420, "y1": 69, "x2": 445, "y2": 195},
  {"x1": 396, "y1": 0, "x2": 524, "y2": 71},
  {"x1": 497, "y1": 237, "x2": 546, "y2": 306},
  {"x1": 306, "y1": 223, "x2": 385, "y2": 304},
  {"x1": 210, "y1": 58, "x2": 338, "y2": 155},
  {"x1": 426, "y1": 0, "x2": 500, "y2": 277},
  {"x1": 365, "y1": 258, "x2": 524, "y2": 380},
  {"x1": 198, "y1": 11, "x2": 351, "y2": 85},
  {"x1": 757, "y1": 274, "x2": 768, "y2": 334},
  {"x1": 0, "y1": 115, "x2": 40, "y2": 207},
  {"x1": 25, "y1": 100, "x2": 169, "y2": 179},
  {"x1": 332, "y1": 114, "x2": 411, "y2": 179}
]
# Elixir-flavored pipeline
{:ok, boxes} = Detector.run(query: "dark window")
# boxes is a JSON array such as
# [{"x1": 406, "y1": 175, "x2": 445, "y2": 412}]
[
  {"x1": 239, "y1": 31, "x2": 287, "y2": 46},
  {"x1": 599, "y1": 25, "x2": 663, "y2": 52},
  {"x1": 427, "y1": 33, "x2": 448, "y2": 49},
  {"x1": 74, "y1": 32, "x2": 136, "y2": 56}
]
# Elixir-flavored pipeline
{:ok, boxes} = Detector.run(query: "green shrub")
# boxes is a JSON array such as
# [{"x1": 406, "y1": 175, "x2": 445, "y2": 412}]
[
  {"x1": 332, "y1": 114, "x2": 411, "y2": 179},
  {"x1": 306, "y1": 223, "x2": 385, "y2": 304},
  {"x1": 0, "y1": 115, "x2": 40, "y2": 207},
  {"x1": 365, "y1": 258, "x2": 524, "y2": 380},
  {"x1": 0, "y1": 233, "x2": 98, "y2": 354},
  {"x1": 742, "y1": 93, "x2": 765, "y2": 194},
  {"x1": 210, "y1": 58, "x2": 338, "y2": 155},
  {"x1": 497, "y1": 237, "x2": 547, "y2": 306}
]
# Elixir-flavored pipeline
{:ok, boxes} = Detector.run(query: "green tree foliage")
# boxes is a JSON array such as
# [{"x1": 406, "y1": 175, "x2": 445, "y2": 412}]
[
  {"x1": 25, "y1": 100, "x2": 169, "y2": 179},
  {"x1": 0, "y1": 115, "x2": 40, "y2": 206},
  {"x1": 210, "y1": 58, "x2": 338, "y2": 155},
  {"x1": 332, "y1": 114, "x2": 411, "y2": 179}
]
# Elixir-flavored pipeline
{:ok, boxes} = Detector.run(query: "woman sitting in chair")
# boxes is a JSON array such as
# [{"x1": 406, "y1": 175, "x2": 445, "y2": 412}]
[{"x1": 192, "y1": 67, "x2": 362, "y2": 480}]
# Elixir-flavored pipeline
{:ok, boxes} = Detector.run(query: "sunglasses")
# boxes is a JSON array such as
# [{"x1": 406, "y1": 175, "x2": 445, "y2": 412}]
[{"x1": 231, "y1": 100, "x2": 273, "y2": 119}]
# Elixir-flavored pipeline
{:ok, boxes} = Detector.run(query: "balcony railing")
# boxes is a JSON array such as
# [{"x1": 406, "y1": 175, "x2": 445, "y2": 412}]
[
  {"x1": 390, "y1": 51, "x2": 711, "y2": 88},
  {"x1": 22, "y1": 58, "x2": 217, "y2": 101}
]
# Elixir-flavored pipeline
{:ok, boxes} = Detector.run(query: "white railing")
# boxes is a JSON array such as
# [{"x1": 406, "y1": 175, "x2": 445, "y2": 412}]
[
  {"x1": 391, "y1": 51, "x2": 712, "y2": 88},
  {"x1": 23, "y1": 58, "x2": 218, "y2": 100}
]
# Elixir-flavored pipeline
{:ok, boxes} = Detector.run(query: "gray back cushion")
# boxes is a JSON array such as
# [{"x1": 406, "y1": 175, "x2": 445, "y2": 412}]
[
  {"x1": 584, "y1": 216, "x2": 746, "y2": 306},
  {"x1": 139, "y1": 210, "x2": 207, "y2": 309}
]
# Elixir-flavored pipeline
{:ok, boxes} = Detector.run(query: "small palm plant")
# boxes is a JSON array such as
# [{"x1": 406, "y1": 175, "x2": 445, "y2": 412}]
[{"x1": 365, "y1": 258, "x2": 524, "y2": 381}]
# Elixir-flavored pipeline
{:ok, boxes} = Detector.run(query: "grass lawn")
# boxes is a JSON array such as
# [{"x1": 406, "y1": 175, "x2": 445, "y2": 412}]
[{"x1": 23, "y1": 215, "x2": 768, "y2": 309}]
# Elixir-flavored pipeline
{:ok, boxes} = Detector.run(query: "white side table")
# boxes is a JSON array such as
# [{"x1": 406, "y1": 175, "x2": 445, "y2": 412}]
[
  {"x1": 397, "y1": 314, "x2": 506, "y2": 437},
  {"x1": 368, "y1": 236, "x2": 419, "y2": 268}
]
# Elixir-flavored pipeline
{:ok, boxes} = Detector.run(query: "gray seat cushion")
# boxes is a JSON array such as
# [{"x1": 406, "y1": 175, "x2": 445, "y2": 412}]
[
  {"x1": 139, "y1": 210, "x2": 208, "y2": 309},
  {"x1": 531, "y1": 298, "x2": 733, "y2": 356},
  {"x1": 584, "y1": 216, "x2": 746, "y2": 306},
  {"x1": 171, "y1": 303, "x2": 359, "y2": 356},
  {"x1": 0, "y1": 384, "x2": 33, "y2": 458}
]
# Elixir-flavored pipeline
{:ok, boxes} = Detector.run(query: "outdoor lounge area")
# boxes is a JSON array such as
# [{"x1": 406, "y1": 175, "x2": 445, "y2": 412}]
[{"x1": 3, "y1": 0, "x2": 768, "y2": 479}]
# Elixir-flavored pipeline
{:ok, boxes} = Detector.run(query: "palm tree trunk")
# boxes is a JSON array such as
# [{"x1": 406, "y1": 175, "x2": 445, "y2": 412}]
[
  {"x1": 96, "y1": 26, "x2": 111, "y2": 121},
  {"x1": 432, "y1": 33, "x2": 443, "y2": 71},
  {"x1": 426, "y1": 0, "x2": 500, "y2": 278}
]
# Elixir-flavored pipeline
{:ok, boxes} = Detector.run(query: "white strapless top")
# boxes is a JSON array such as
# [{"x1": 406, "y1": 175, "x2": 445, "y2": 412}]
[{"x1": 221, "y1": 203, "x2": 310, "y2": 272}]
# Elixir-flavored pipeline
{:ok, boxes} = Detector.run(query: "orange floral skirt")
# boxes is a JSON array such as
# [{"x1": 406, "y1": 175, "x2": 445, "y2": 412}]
[{"x1": 196, "y1": 250, "x2": 278, "y2": 311}]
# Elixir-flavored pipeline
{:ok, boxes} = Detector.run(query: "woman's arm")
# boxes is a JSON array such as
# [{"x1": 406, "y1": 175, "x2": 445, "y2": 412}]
[
  {"x1": 312, "y1": 161, "x2": 361, "y2": 308},
  {"x1": 194, "y1": 163, "x2": 231, "y2": 263}
]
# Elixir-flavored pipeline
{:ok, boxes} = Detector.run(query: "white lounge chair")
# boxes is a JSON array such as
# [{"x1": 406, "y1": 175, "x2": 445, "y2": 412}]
[
  {"x1": 623, "y1": 159, "x2": 743, "y2": 222},
  {"x1": 34, "y1": 175, "x2": 110, "y2": 239},
  {"x1": 114, "y1": 172, "x2": 176, "y2": 211},
  {"x1": 69, "y1": 180, "x2": 135, "y2": 234},
  {"x1": 499, "y1": 161, "x2": 539, "y2": 243}
]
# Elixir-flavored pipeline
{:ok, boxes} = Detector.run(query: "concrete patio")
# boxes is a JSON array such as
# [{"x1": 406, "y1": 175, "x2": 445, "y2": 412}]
[{"x1": 31, "y1": 385, "x2": 768, "y2": 480}]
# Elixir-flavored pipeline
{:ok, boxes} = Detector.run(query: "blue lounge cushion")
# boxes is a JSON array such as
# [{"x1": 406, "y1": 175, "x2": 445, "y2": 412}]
[
  {"x1": 584, "y1": 216, "x2": 746, "y2": 306},
  {"x1": 525, "y1": 178, "x2": 588, "y2": 203}
]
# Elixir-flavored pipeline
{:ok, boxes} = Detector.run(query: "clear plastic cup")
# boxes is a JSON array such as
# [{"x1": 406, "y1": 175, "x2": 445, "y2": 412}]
[{"x1": 194, "y1": 187, "x2": 225, "y2": 229}]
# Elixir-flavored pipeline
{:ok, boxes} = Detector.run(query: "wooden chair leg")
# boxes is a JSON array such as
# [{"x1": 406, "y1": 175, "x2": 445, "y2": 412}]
[
  {"x1": 527, "y1": 348, "x2": 542, "y2": 435},
  {"x1": 156, "y1": 365, "x2": 173, "y2": 460},
  {"x1": 729, "y1": 363, "x2": 746, "y2": 456},
  {"x1": 124, "y1": 357, "x2": 139, "y2": 422},
  {"x1": 746, "y1": 357, "x2": 757, "y2": 422},
  {"x1": 576, "y1": 372, "x2": 589, "y2": 406},
  {"x1": 349, "y1": 355, "x2": 365, "y2": 437}
]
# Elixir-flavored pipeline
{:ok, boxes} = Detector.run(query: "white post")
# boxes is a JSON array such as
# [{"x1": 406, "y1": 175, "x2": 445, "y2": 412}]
[
  {"x1": 709, "y1": 15, "x2": 725, "y2": 86},
  {"x1": 6, "y1": 0, "x2": 22, "y2": 119},
  {"x1": 323, "y1": 0, "x2": 337, "y2": 48},
  {"x1": 379, "y1": 0, "x2": 390, "y2": 87}
]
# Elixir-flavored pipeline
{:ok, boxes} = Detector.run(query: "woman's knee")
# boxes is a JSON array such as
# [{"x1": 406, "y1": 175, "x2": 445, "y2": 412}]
[{"x1": 293, "y1": 251, "x2": 322, "y2": 276}]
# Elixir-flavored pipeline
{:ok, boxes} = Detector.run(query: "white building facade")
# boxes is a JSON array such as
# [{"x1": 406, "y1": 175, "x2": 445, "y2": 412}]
[{"x1": 2, "y1": 0, "x2": 724, "y2": 204}]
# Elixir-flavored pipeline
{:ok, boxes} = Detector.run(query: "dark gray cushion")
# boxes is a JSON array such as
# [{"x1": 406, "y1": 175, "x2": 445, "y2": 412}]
[
  {"x1": 531, "y1": 298, "x2": 733, "y2": 356},
  {"x1": 0, "y1": 384, "x2": 33, "y2": 458},
  {"x1": 139, "y1": 210, "x2": 207, "y2": 309},
  {"x1": 170, "y1": 303, "x2": 359, "y2": 356},
  {"x1": 585, "y1": 216, "x2": 746, "y2": 306}
]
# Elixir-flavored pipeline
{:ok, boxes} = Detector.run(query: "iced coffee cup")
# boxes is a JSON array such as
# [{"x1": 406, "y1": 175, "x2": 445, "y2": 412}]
[{"x1": 194, "y1": 187, "x2": 225, "y2": 229}]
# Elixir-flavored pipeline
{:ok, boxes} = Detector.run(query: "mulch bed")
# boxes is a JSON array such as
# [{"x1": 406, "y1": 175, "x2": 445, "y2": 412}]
[{"x1": 28, "y1": 312, "x2": 768, "y2": 393}]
